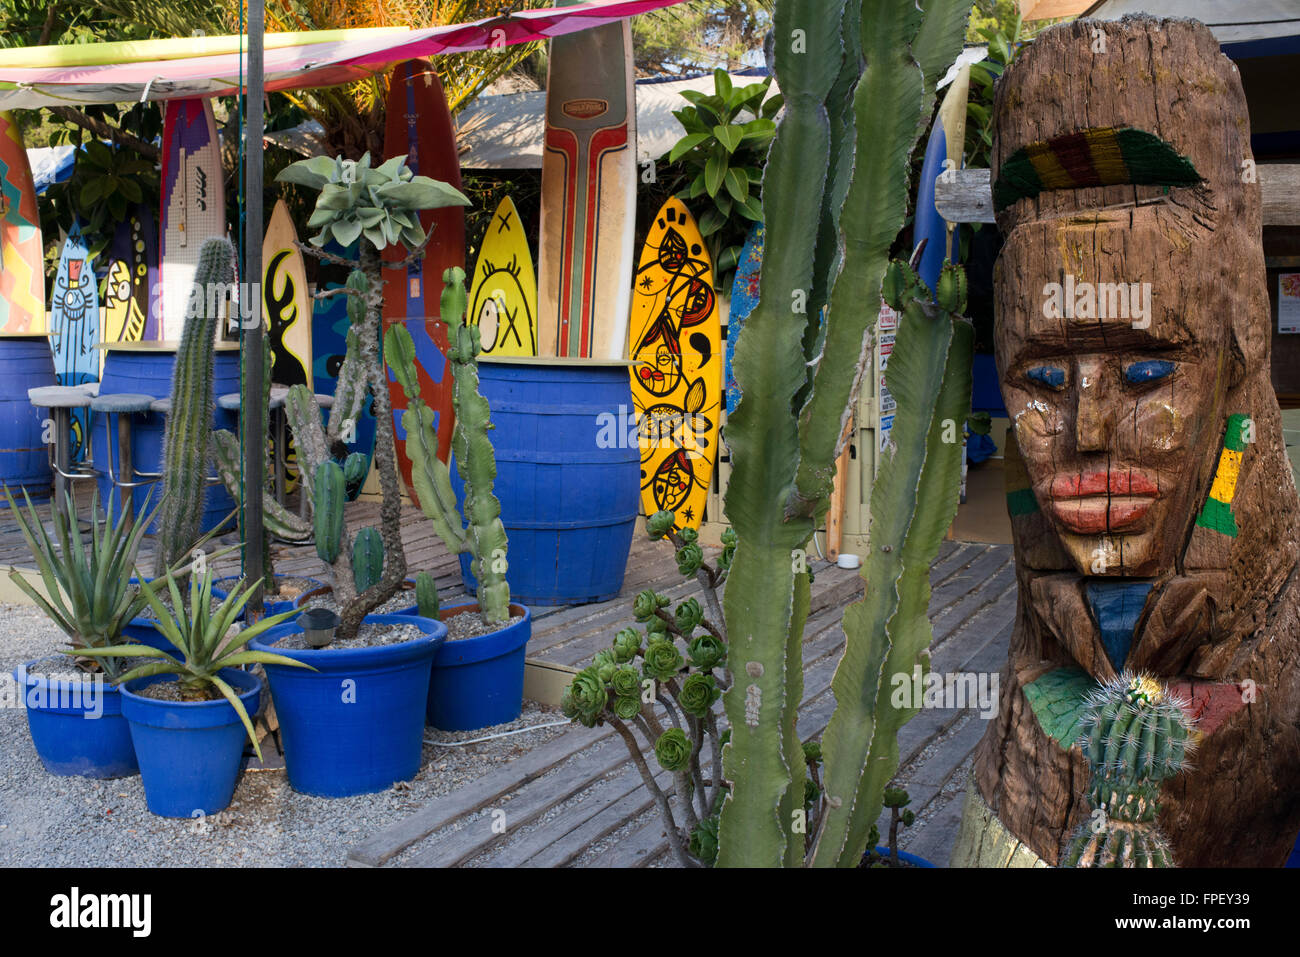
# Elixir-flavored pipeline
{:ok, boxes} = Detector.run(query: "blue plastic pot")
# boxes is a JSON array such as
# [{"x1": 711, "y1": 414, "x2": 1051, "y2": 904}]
[
  {"x1": 869, "y1": 847, "x2": 935, "y2": 868},
  {"x1": 14, "y1": 662, "x2": 137, "y2": 778},
  {"x1": 449, "y1": 359, "x2": 640, "y2": 605},
  {"x1": 120, "y1": 668, "x2": 261, "y2": 817},
  {"x1": 250, "y1": 614, "x2": 445, "y2": 797},
  {"x1": 428, "y1": 603, "x2": 532, "y2": 732},
  {"x1": 214, "y1": 574, "x2": 324, "y2": 616}
]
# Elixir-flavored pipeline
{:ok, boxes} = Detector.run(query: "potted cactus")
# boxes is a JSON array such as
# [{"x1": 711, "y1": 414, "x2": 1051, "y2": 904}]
[
  {"x1": 386, "y1": 268, "x2": 532, "y2": 732},
  {"x1": 246, "y1": 151, "x2": 463, "y2": 796}
]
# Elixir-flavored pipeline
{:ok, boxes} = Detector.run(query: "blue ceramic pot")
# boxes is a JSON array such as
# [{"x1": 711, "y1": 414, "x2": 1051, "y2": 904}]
[
  {"x1": 428, "y1": 603, "x2": 531, "y2": 732},
  {"x1": 15, "y1": 661, "x2": 137, "y2": 778}
]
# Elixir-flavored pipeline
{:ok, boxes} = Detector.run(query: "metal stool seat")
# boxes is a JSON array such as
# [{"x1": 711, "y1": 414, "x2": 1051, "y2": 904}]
[
  {"x1": 218, "y1": 390, "x2": 295, "y2": 506},
  {"x1": 89, "y1": 392, "x2": 157, "y2": 531},
  {"x1": 28, "y1": 385, "x2": 98, "y2": 507}
]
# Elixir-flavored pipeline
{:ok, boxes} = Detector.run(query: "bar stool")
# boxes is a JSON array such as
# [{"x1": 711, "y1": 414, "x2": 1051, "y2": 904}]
[
  {"x1": 27, "y1": 384, "x2": 99, "y2": 509},
  {"x1": 89, "y1": 392, "x2": 156, "y2": 532},
  {"x1": 217, "y1": 388, "x2": 293, "y2": 506}
]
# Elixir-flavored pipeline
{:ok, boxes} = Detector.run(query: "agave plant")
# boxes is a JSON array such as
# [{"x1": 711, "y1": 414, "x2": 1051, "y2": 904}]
[
  {"x1": 3, "y1": 486, "x2": 164, "y2": 681},
  {"x1": 277, "y1": 152, "x2": 468, "y2": 251},
  {"x1": 78, "y1": 567, "x2": 312, "y2": 758}
]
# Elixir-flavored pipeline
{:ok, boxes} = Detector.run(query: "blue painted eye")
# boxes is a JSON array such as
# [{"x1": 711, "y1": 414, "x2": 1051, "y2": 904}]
[
  {"x1": 1026, "y1": 365, "x2": 1066, "y2": 390},
  {"x1": 1124, "y1": 360, "x2": 1175, "y2": 385}
]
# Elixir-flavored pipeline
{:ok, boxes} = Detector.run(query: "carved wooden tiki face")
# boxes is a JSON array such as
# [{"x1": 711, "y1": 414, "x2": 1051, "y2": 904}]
[{"x1": 991, "y1": 26, "x2": 1263, "y2": 580}]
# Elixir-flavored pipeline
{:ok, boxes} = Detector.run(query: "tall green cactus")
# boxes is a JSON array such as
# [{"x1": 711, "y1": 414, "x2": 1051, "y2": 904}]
[
  {"x1": 716, "y1": 0, "x2": 971, "y2": 867},
  {"x1": 386, "y1": 267, "x2": 510, "y2": 625},
  {"x1": 1061, "y1": 674, "x2": 1194, "y2": 867},
  {"x1": 154, "y1": 236, "x2": 231, "y2": 576}
]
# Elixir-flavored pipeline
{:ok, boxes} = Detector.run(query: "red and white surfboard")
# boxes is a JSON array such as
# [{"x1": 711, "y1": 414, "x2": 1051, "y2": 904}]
[{"x1": 537, "y1": 6, "x2": 636, "y2": 360}]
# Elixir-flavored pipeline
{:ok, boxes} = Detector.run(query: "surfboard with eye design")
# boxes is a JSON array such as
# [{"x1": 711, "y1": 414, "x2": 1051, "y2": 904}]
[
  {"x1": 468, "y1": 196, "x2": 538, "y2": 357},
  {"x1": 50, "y1": 221, "x2": 99, "y2": 461},
  {"x1": 102, "y1": 205, "x2": 160, "y2": 346},
  {"x1": 0, "y1": 111, "x2": 44, "y2": 335},
  {"x1": 628, "y1": 198, "x2": 721, "y2": 531},
  {"x1": 160, "y1": 97, "x2": 225, "y2": 342}
]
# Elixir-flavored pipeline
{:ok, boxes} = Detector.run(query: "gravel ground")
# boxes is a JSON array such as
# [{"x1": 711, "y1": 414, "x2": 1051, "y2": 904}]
[{"x1": 0, "y1": 602, "x2": 567, "y2": 867}]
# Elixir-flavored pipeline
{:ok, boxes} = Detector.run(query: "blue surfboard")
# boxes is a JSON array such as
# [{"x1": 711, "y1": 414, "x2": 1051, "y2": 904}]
[
  {"x1": 50, "y1": 220, "x2": 100, "y2": 461},
  {"x1": 914, "y1": 66, "x2": 970, "y2": 292},
  {"x1": 724, "y1": 222, "x2": 764, "y2": 416}
]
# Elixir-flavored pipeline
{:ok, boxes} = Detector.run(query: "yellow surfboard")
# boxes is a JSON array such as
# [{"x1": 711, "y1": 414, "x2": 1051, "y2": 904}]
[
  {"x1": 628, "y1": 198, "x2": 721, "y2": 531},
  {"x1": 263, "y1": 199, "x2": 312, "y2": 390},
  {"x1": 468, "y1": 196, "x2": 538, "y2": 356}
]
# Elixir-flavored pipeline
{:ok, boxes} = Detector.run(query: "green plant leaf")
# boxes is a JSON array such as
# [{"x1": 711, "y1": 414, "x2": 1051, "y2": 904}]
[
  {"x1": 713, "y1": 124, "x2": 744, "y2": 154},
  {"x1": 704, "y1": 154, "x2": 726, "y2": 197},
  {"x1": 723, "y1": 167, "x2": 749, "y2": 204},
  {"x1": 668, "y1": 132, "x2": 710, "y2": 162}
]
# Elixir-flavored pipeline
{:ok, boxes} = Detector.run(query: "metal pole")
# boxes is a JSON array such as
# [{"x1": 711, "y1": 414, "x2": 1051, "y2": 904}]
[{"x1": 242, "y1": 0, "x2": 266, "y2": 614}]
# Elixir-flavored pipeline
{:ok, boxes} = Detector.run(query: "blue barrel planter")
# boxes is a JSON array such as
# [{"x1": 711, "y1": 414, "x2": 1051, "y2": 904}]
[
  {"x1": 450, "y1": 359, "x2": 640, "y2": 605},
  {"x1": 250, "y1": 614, "x2": 445, "y2": 797},
  {"x1": 92, "y1": 346, "x2": 239, "y2": 533},
  {"x1": 0, "y1": 336, "x2": 55, "y2": 503},
  {"x1": 14, "y1": 662, "x2": 137, "y2": 778},
  {"x1": 120, "y1": 667, "x2": 261, "y2": 817},
  {"x1": 428, "y1": 602, "x2": 532, "y2": 732}
]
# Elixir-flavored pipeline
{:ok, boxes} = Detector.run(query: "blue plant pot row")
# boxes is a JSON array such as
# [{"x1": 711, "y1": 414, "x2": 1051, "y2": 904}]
[{"x1": 19, "y1": 601, "x2": 535, "y2": 806}]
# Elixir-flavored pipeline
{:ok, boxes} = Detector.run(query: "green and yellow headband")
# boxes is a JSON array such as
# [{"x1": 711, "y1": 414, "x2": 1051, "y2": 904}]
[{"x1": 993, "y1": 126, "x2": 1202, "y2": 212}]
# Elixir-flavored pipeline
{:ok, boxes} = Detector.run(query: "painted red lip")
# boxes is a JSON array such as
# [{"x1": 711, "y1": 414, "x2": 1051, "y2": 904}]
[
  {"x1": 1049, "y1": 470, "x2": 1160, "y2": 498},
  {"x1": 1047, "y1": 470, "x2": 1160, "y2": 534}
]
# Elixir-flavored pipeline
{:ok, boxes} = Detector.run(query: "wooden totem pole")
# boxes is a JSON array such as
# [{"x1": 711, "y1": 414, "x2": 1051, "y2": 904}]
[{"x1": 950, "y1": 16, "x2": 1300, "y2": 867}]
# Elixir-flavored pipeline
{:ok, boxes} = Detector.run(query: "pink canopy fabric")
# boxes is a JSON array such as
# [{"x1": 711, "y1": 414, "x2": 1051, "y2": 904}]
[{"x1": 0, "y1": 0, "x2": 687, "y2": 109}]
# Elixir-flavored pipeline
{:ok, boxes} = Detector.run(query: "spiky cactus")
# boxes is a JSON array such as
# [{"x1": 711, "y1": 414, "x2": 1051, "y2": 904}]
[
  {"x1": 154, "y1": 236, "x2": 231, "y2": 576},
  {"x1": 714, "y1": 0, "x2": 972, "y2": 867},
  {"x1": 415, "y1": 570, "x2": 439, "y2": 618},
  {"x1": 275, "y1": 150, "x2": 470, "y2": 641},
  {"x1": 386, "y1": 267, "x2": 511, "y2": 626},
  {"x1": 1061, "y1": 674, "x2": 1195, "y2": 867}
]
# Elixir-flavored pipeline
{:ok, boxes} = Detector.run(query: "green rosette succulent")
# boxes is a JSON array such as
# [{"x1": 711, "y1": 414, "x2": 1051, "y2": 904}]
[
  {"x1": 612, "y1": 695, "x2": 642, "y2": 721},
  {"x1": 567, "y1": 667, "x2": 608, "y2": 727},
  {"x1": 686, "y1": 633, "x2": 726, "y2": 670},
  {"x1": 674, "y1": 598, "x2": 704, "y2": 636},
  {"x1": 646, "y1": 510, "x2": 676, "y2": 540},
  {"x1": 633, "y1": 589, "x2": 670, "y2": 622},
  {"x1": 677, "y1": 526, "x2": 699, "y2": 545},
  {"x1": 610, "y1": 664, "x2": 641, "y2": 700},
  {"x1": 690, "y1": 815, "x2": 720, "y2": 866},
  {"x1": 719, "y1": 527, "x2": 737, "y2": 571},
  {"x1": 646, "y1": 615, "x2": 670, "y2": 637},
  {"x1": 676, "y1": 542, "x2": 704, "y2": 576},
  {"x1": 678, "y1": 673, "x2": 720, "y2": 718},
  {"x1": 612, "y1": 627, "x2": 642, "y2": 663},
  {"x1": 802, "y1": 741, "x2": 823, "y2": 765},
  {"x1": 642, "y1": 638, "x2": 685, "y2": 682},
  {"x1": 591, "y1": 649, "x2": 618, "y2": 683},
  {"x1": 654, "y1": 728, "x2": 692, "y2": 772}
]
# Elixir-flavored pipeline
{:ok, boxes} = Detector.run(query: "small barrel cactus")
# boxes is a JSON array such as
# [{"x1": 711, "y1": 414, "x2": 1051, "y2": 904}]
[{"x1": 1061, "y1": 673, "x2": 1196, "y2": 868}]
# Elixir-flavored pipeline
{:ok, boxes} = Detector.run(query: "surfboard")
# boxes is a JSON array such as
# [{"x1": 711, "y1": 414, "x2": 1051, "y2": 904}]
[
  {"x1": 101, "y1": 205, "x2": 160, "y2": 346},
  {"x1": 724, "y1": 222, "x2": 763, "y2": 415},
  {"x1": 160, "y1": 97, "x2": 225, "y2": 341},
  {"x1": 915, "y1": 64, "x2": 969, "y2": 291},
  {"x1": 468, "y1": 196, "x2": 538, "y2": 357},
  {"x1": 628, "y1": 198, "x2": 722, "y2": 531},
  {"x1": 50, "y1": 221, "x2": 100, "y2": 460},
  {"x1": 0, "y1": 111, "x2": 45, "y2": 334},
  {"x1": 263, "y1": 199, "x2": 312, "y2": 389},
  {"x1": 311, "y1": 239, "x2": 377, "y2": 474},
  {"x1": 381, "y1": 59, "x2": 464, "y2": 501},
  {"x1": 537, "y1": 6, "x2": 636, "y2": 359}
]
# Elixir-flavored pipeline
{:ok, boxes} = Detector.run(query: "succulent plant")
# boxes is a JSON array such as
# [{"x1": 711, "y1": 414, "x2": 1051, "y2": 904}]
[
  {"x1": 78, "y1": 566, "x2": 311, "y2": 758},
  {"x1": 277, "y1": 152, "x2": 468, "y2": 251},
  {"x1": 654, "y1": 728, "x2": 692, "y2": 772},
  {"x1": 642, "y1": 638, "x2": 685, "y2": 683}
]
